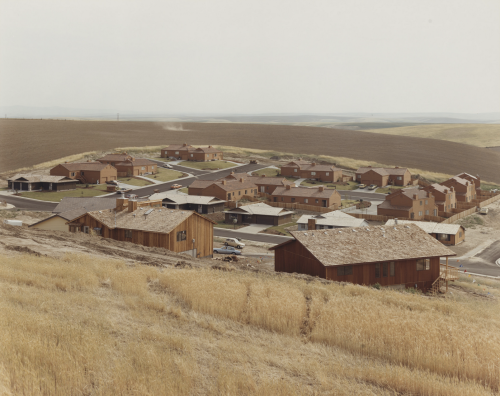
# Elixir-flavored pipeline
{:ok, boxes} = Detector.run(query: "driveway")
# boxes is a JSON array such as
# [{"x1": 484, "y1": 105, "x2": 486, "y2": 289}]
[
  {"x1": 0, "y1": 195, "x2": 57, "y2": 211},
  {"x1": 214, "y1": 228, "x2": 292, "y2": 245}
]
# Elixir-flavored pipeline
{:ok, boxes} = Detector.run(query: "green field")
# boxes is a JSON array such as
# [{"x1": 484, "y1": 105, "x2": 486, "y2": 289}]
[
  {"x1": 19, "y1": 185, "x2": 109, "y2": 202},
  {"x1": 178, "y1": 160, "x2": 235, "y2": 170},
  {"x1": 144, "y1": 168, "x2": 184, "y2": 182},
  {"x1": 299, "y1": 180, "x2": 359, "y2": 190},
  {"x1": 117, "y1": 177, "x2": 153, "y2": 186},
  {"x1": 252, "y1": 167, "x2": 281, "y2": 177}
]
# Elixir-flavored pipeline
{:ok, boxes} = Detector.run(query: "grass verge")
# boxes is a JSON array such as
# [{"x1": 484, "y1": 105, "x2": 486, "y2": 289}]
[
  {"x1": 19, "y1": 185, "x2": 108, "y2": 201},
  {"x1": 251, "y1": 167, "x2": 281, "y2": 177},
  {"x1": 118, "y1": 177, "x2": 153, "y2": 187},
  {"x1": 144, "y1": 168, "x2": 184, "y2": 182}
]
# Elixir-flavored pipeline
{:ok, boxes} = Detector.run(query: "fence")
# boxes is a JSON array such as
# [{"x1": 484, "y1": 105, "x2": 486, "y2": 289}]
[
  {"x1": 423, "y1": 215, "x2": 445, "y2": 222},
  {"x1": 438, "y1": 206, "x2": 477, "y2": 224},
  {"x1": 476, "y1": 193, "x2": 500, "y2": 208}
]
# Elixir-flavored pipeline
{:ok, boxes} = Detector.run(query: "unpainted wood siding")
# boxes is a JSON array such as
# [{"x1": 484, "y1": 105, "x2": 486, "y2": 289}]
[{"x1": 274, "y1": 240, "x2": 326, "y2": 278}]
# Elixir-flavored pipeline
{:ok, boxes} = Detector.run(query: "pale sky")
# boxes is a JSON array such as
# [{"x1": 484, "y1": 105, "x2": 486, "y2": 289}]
[{"x1": 1, "y1": 0, "x2": 499, "y2": 114}]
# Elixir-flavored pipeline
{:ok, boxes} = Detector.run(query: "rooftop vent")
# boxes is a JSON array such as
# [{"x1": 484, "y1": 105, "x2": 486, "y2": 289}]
[
  {"x1": 304, "y1": 232, "x2": 308, "y2": 236},
  {"x1": 144, "y1": 209, "x2": 153, "y2": 215},
  {"x1": 98, "y1": 211, "x2": 102, "y2": 213}
]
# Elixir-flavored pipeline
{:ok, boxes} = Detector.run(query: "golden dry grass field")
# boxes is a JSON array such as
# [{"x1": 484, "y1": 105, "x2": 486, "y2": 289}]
[
  {"x1": 364, "y1": 124, "x2": 500, "y2": 148},
  {"x1": 1, "y1": 119, "x2": 500, "y2": 184},
  {"x1": 0, "y1": 251, "x2": 499, "y2": 395}
]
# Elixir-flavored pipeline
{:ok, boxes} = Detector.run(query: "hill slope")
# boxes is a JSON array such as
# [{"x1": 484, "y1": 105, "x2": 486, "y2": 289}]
[{"x1": 1, "y1": 119, "x2": 500, "y2": 183}]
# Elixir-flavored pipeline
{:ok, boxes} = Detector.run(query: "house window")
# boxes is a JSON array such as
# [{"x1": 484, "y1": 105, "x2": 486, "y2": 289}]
[
  {"x1": 238, "y1": 191, "x2": 241, "y2": 195},
  {"x1": 311, "y1": 172, "x2": 316, "y2": 176},
  {"x1": 434, "y1": 209, "x2": 437, "y2": 216},
  {"x1": 337, "y1": 266, "x2": 353, "y2": 276},
  {"x1": 425, "y1": 210, "x2": 429, "y2": 215},
  {"x1": 459, "y1": 231, "x2": 462, "y2": 237},
  {"x1": 291, "y1": 198, "x2": 295, "y2": 202},
  {"x1": 177, "y1": 231, "x2": 187, "y2": 242},
  {"x1": 390, "y1": 262, "x2": 395, "y2": 276},
  {"x1": 326, "y1": 172, "x2": 329, "y2": 176},
  {"x1": 383, "y1": 262, "x2": 388, "y2": 277},
  {"x1": 315, "y1": 199, "x2": 319, "y2": 203},
  {"x1": 190, "y1": 154, "x2": 194, "y2": 157},
  {"x1": 83, "y1": 226, "x2": 89, "y2": 234},
  {"x1": 397, "y1": 176, "x2": 402, "y2": 180},
  {"x1": 81, "y1": 171, "x2": 85, "y2": 176},
  {"x1": 214, "y1": 153, "x2": 217, "y2": 157},
  {"x1": 245, "y1": 190, "x2": 248, "y2": 194},
  {"x1": 71, "y1": 172, "x2": 75, "y2": 177},
  {"x1": 438, "y1": 233, "x2": 451, "y2": 241},
  {"x1": 304, "y1": 198, "x2": 308, "y2": 203},
  {"x1": 294, "y1": 169, "x2": 297, "y2": 172},
  {"x1": 125, "y1": 230, "x2": 132, "y2": 238},
  {"x1": 175, "y1": 151, "x2": 179, "y2": 154},
  {"x1": 419, "y1": 211, "x2": 422, "y2": 216},
  {"x1": 425, "y1": 200, "x2": 428, "y2": 205},
  {"x1": 375, "y1": 263, "x2": 380, "y2": 278},
  {"x1": 93, "y1": 228, "x2": 101, "y2": 236},
  {"x1": 411, "y1": 212, "x2": 414, "y2": 219},
  {"x1": 141, "y1": 167, "x2": 145, "y2": 170},
  {"x1": 420, "y1": 201, "x2": 423, "y2": 205},
  {"x1": 281, "y1": 197, "x2": 284, "y2": 202},
  {"x1": 416, "y1": 259, "x2": 430, "y2": 271},
  {"x1": 152, "y1": 166, "x2": 155, "y2": 170},
  {"x1": 357, "y1": 175, "x2": 361, "y2": 179}
]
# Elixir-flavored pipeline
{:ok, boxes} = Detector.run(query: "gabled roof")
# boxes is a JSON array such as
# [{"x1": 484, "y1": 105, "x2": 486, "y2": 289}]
[
  {"x1": 300, "y1": 164, "x2": 341, "y2": 172},
  {"x1": 73, "y1": 208, "x2": 215, "y2": 234},
  {"x1": 283, "y1": 160, "x2": 311, "y2": 167},
  {"x1": 58, "y1": 162, "x2": 112, "y2": 171},
  {"x1": 162, "y1": 144, "x2": 194, "y2": 150},
  {"x1": 385, "y1": 220, "x2": 464, "y2": 235},
  {"x1": 226, "y1": 203, "x2": 293, "y2": 216},
  {"x1": 356, "y1": 167, "x2": 409, "y2": 176},
  {"x1": 149, "y1": 192, "x2": 224, "y2": 205},
  {"x1": 377, "y1": 200, "x2": 412, "y2": 211},
  {"x1": 270, "y1": 224, "x2": 455, "y2": 266},
  {"x1": 425, "y1": 183, "x2": 453, "y2": 194},
  {"x1": 297, "y1": 213, "x2": 368, "y2": 228},
  {"x1": 271, "y1": 186, "x2": 339, "y2": 199},
  {"x1": 188, "y1": 180, "x2": 215, "y2": 189},
  {"x1": 53, "y1": 197, "x2": 118, "y2": 214},
  {"x1": 192, "y1": 146, "x2": 222, "y2": 153},
  {"x1": 8, "y1": 174, "x2": 75, "y2": 183},
  {"x1": 250, "y1": 176, "x2": 293, "y2": 186},
  {"x1": 442, "y1": 177, "x2": 471, "y2": 187},
  {"x1": 189, "y1": 178, "x2": 257, "y2": 192},
  {"x1": 455, "y1": 172, "x2": 479, "y2": 180}
]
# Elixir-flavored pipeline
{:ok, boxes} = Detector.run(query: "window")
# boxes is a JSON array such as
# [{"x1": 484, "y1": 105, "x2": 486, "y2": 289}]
[
  {"x1": 315, "y1": 199, "x2": 319, "y2": 203},
  {"x1": 175, "y1": 151, "x2": 179, "y2": 154},
  {"x1": 125, "y1": 230, "x2": 132, "y2": 238},
  {"x1": 304, "y1": 198, "x2": 308, "y2": 203},
  {"x1": 141, "y1": 167, "x2": 145, "y2": 170},
  {"x1": 390, "y1": 262, "x2": 395, "y2": 276},
  {"x1": 438, "y1": 233, "x2": 450, "y2": 241},
  {"x1": 152, "y1": 166, "x2": 155, "y2": 169},
  {"x1": 397, "y1": 176, "x2": 402, "y2": 180},
  {"x1": 425, "y1": 210, "x2": 429, "y2": 215},
  {"x1": 416, "y1": 259, "x2": 430, "y2": 271},
  {"x1": 71, "y1": 172, "x2": 75, "y2": 177},
  {"x1": 425, "y1": 200, "x2": 428, "y2": 205},
  {"x1": 459, "y1": 231, "x2": 462, "y2": 237},
  {"x1": 177, "y1": 231, "x2": 187, "y2": 242},
  {"x1": 311, "y1": 172, "x2": 316, "y2": 176},
  {"x1": 420, "y1": 201, "x2": 423, "y2": 205},
  {"x1": 291, "y1": 198, "x2": 295, "y2": 202},
  {"x1": 383, "y1": 262, "x2": 388, "y2": 277},
  {"x1": 411, "y1": 212, "x2": 414, "y2": 219},
  {"x1": 81, "y1": 171, "x2": 85, "y2": 176},
  {"x1": 357, "y1": 175, "x2": 361, "y2": 179},
  {"x1": 434, "y1": 209, "x2": 437, "y2": 216},
  {"x1": 281, "y1": 197, "x2": 284, "y2": 202},
  {"x1": 337, "y1": 266, "x2": 353, "y2": 276},
  {"x1": 294, "y1": 169, "x2": 297, "y2": 172},
  {"x1": 245, "y1": 190, "x2": 247, "y2": 194},
  {"x1": 190, "y1": 154, "x2": 194, "y2": 157},
  {"x1": 93, "y1": 228, "x2": 101, "y2": 236},
  {"x1": 418, "y1": 211, "x2": 422, "y2": 216},
  {"x1": 238, "y1": 191, "x2": 241, "y2": 195},
  {"x1": 232, "y1": 192, "x2": 234, "y2": 196},
  {"x1": 83, "y1": 226, "x2": 89, "y2": 234},
  {"x1": 375, "y1": 263, "x2": 380, "y2": 278},
  {"x1": 326, "y1": 172, "x2": 329, "y2": 176}
]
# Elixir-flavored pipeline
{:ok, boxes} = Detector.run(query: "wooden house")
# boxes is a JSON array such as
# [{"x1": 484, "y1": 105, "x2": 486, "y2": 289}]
[
  {"x1": 148, "y1": 191, "x2": 225, "y2": 213},
  {"x1": 161, "y1": 144, "x2": 223, "y2": 161},
  {"x1": 385, "y1": 220, "x2": 465, "y2": 246},
  {"x1": 355, "y1": 166, "x2": 412, "y2": 187},
  {"x1": 270, "y1": 224, "x2": 456, "y2": 292},
  {"x1": 68, "y1": 197, "x2": 215, "y2": 258},
  {"x1": 441, "y1": 177, "x2": 477, "y2": 203},
  {"x1": 423, "y1": 183, "x2": 457, "y2": 212},
  {"x1": 225, "y1": 203, "x2": 294, "y2": 225},
  {"x1": 7, "y1": 174, "x2": 77, "y2": 192},
  {"x1": 271, "y1": 185, "x2": 341, "y2": 209},
  {"x1": 280, "y1": 160, "x2": 343, "y2": 182},
  {"x1": 50, "y1": 162, "x2": 117, "y2": 184},
  {"x1": 377, "y1": 188, "x2": 438, "y2": 220}
]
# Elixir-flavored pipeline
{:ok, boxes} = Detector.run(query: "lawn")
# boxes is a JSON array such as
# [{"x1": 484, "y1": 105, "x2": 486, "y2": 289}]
[
  {"x1": 19, "y1": 185, "x2": 109, "y2": 202},
  {"x1": 299, "y1": 180, "x2": 359, "y2": 190},
  {"x1": 144, "y1": 168, "x2": 184, "y2": 182},
  {"x1": 375, "y1": 185, "x2": 407, "y2": 194},
  {"x1": 117, "y1": 177, "x2": 153, "y2": 186},
  {"x1": 341, "y1": 199, "x2": 359, "y2": 208},
  {"x1": 177, "y1": 160, "x2": 235, "y2": 170},
  {"x1": 252, "y1": 167, "x2": 281, "y2": 177},
  {"x1": 151, "y1": 157, "x2": 173, "y2": 162},
  {"x1": 179, "y1": 187, "x2": 188, "y2": 194}
]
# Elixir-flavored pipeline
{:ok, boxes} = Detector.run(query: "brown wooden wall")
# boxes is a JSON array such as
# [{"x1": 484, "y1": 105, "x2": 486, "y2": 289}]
[
  {"x1": 77, "y1": 213, "x2": 214, "y2": 258},
  {"x1": 274, "y1": 240, "x2": 441, "y2": 292}
]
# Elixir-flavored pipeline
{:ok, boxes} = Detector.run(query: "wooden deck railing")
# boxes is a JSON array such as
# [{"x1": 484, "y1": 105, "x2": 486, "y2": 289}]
[{"x1": 439, "y1": 264, "x2": 459, "y2": 281}]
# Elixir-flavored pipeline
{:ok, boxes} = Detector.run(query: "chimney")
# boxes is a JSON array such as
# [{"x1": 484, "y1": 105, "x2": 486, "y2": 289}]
[
  {"x1": 427, "y1": 192, "x2": 433, "y2": 198},
  {"x1": 116, "y1": 197, "x2": 129, "y2": 211},
  {"x1": 395, "y1": 218, "x2": 398, "y2": 225},
  {"x1": 261, "y1": 174, "x2": 266, "y2": 177},
  {"x1": 87, "y1": 160, "x2": 91, "y2": 162},
  {"x1": 444, "y1": 188, "x2": 448, "y2": 193},
  {"x1": 239, "y1": 178, "x2": 244, "y2": 182},
  {"x1": 65, "y1": 161, "x2": 68, "y2": 163},
  {"x1": 286, "y1": 184, "x2": 291, "y2": 190},
  {"x1": 221, "y1": 180, "x2": 227, "y2": 185},
  {"x1": 231, "y1": 171, "x2": 235, "y2": 175},
  {"x1": 183, "y1": 143, "x2": 187, "y2": 147},
  {"x1": 451, "y1": 187, "x2": 455, "y2": 192},
  {"x1": 128, "y1": 199, "x2": 138, "y2": 213},
  {"x1": 319, "y1": 186, "x2": 324, "y2": 192},
  {"x1": 368, "y1": 166, "x2": 372, "y2": 168},
  {"x1": 209, "y1": 145, "x2": 212, "y2": 148},
  {"x1": 308, "y1": 218, "x2": 316, "y2": 230},
  {"x1": 413, "y1": 194, "x2": 418, "y2": 200},
  {"x1": 395, "y1": 166, "x2": 399, "y2": 169},
  {"x1": 312, "y1": 162, "x2": 316, "y2": 166}
]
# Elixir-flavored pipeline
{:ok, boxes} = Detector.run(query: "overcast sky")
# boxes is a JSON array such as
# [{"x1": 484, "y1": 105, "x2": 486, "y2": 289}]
[{"x1": 0, "y1": 0, "x2": 499, "y2": 114}]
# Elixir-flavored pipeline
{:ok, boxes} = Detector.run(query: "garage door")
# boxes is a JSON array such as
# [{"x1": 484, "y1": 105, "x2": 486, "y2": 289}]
[{"x1": 255, "y1": 215, "x2": 275, "y2": 225}]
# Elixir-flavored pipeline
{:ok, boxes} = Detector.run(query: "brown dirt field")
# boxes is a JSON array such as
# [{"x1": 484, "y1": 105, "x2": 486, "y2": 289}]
[{"x1": 1, "y1": 119, "x2": 500, "y2": 183}]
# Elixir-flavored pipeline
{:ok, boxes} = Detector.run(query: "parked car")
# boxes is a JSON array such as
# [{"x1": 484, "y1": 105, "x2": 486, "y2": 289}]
[
  {"x1": 213, "y1": 246, "x2": 242, "y2": 255},
  {"x1": 358, "y1": 184, "x2": 367, "y2": 189},
  {"x1": 368, "y1": 184, "x2": 378, "y2": 190},
  {"x1": 163, "y1": 164, "x2": 173, "y2": 169},
  {"x1": 224, "y1": 238, "x2": 245, "y2": 249},
  {"x1": 479, "y1": 208, "x2": 489, "y2": 215},
  {"x1": 106, "y1": 180, "x2": 118, "y2": 185},
  {"x1": 170, "y1": 184, "x2": 182, "y2": 189}
]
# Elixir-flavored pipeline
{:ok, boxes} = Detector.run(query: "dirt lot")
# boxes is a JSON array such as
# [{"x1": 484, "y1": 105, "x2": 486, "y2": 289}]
[{"x1": 2, "y1": 119, "x2": 500, "y2": 183}]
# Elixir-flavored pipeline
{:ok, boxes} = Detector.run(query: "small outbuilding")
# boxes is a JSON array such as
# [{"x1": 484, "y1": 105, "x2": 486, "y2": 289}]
[
  {"x1": 385, "y1": 219, "x2": 465, "y2": 245},
  {"x1": 270, "y1": 224, "x2": 456, "y2": 292},
  {"x1": 225, "y1": 202, "x2": 293, "y2": 225}
]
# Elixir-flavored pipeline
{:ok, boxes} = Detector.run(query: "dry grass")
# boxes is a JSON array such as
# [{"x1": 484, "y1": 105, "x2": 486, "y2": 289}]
[
  {"x1": 0, "y1": 252, "x2": 498, "y2": 395},
  {"x1": 365, "y1": 124, "x2": 500, "y2": 148}
]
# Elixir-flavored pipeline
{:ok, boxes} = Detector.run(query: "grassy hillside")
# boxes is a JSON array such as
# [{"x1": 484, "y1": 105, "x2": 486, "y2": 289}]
[
  {"x1": 0, "y1": 252, "x2": 499, "y2": 395},
  {"x1": 364, "y1": 124, "x2": 500, "y2": 147}
]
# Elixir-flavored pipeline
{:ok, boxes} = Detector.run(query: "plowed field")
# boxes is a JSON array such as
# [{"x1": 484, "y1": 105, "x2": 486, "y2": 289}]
[{"x1": 1, "y1": 119, "x2": 499, "y2": 183}]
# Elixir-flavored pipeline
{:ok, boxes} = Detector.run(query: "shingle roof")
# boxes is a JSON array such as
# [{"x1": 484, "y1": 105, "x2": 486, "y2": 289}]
[
  {"x1": 226, "y1": 203, "x2": 293, "y2": 216},
  {"x1": 189, "y1": 178, "x2": 257, "y2": 192},
  {"x1": 271, "y1": 186, "x2": 339, "y2": 199},
  {"x1": 356, "y1": 167, "x2": 390, "y2": 176},
  {"x1": 426, "y1": 183, "x2": 452, "y2": 194},
  {"x1": 283, "y1": 160, "x2": 311, "y2": 167},
  {"x1": 398, "y1": 188, "x2": 429, "y2": 200},
  {"x1": 8, "y1": 174, "x2": 75, "y2": 183},
  {"x1": 385, "y1": 220, "x2": 464, "y2": 235},
  {"x1": 442, "y1": 177, "x2": 471, "y2": 186},
  {"x1": 192, "y1": 147, "x2": 222, "y2": 153},
  {"x1": 85, "y1": 208, "x2": 213, "y2": 234},
  {"x1": 271, "y1": 224, "x2": 455, "y2": 266},
  {"x1": 53, "y1": 197, "x2": 118, "y2": 214},
  {"x1": 188, "y1": 180, "x2": 215, "y2": 189},
  {"x1": 59, "y1": 162, "x2": 111, "y2": 171},
  {"x1": 250, "y1": 176, "x2": 293, "y2": 186},
  {"x1": 148, "y1": 192, "x2": 224, "y2": 205},
  {"x1": 162, "y1": 144, "x2": 193, "y2": 150},
  {"x1": 356, "y1": 167, "x2": 409, "y2": 176},
  {"x1": 300, "y1": 164, "x2": 341, "y2": 172}
]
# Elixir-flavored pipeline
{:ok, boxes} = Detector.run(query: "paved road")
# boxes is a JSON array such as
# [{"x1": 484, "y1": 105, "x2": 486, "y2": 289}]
[
  {"x1": 0, "y1": 195, "x2": 57, "y2": 211},
  {"x1": 149, "y1": 159, "x2": 207, "y2": 176},
  {"x1": 214, "y1": 228, "x2": 292, "y2": 245},
  {"x1": 441, "y1": 240, "x2": 500, "y2": 278},
  {"x1": 338, "y1": 190, "x2": 387, "y2": 201}
]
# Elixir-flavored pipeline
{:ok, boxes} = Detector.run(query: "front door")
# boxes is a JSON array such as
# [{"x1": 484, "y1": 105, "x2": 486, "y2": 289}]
[
  {"x1": 198, "y1": 205, "x2": 203, "y2": 213},
  {"x1": 322, "y1": 200, "x2": 327, "y2": 207},
  {"x1": 260, "y1": 186, "x2": 265, "y2": 193}
]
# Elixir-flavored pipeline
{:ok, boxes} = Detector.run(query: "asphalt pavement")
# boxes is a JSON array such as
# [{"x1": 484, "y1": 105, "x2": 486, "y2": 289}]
[
  {"x1": 0, "y1": 195, "x2": 57, "y2": 211},
  {"x1": 214, "y1": 228, "x2": 292, "y2": 245},
  {"x1": 443, "y1": 240, "x2": 500, "y2": 277}
]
